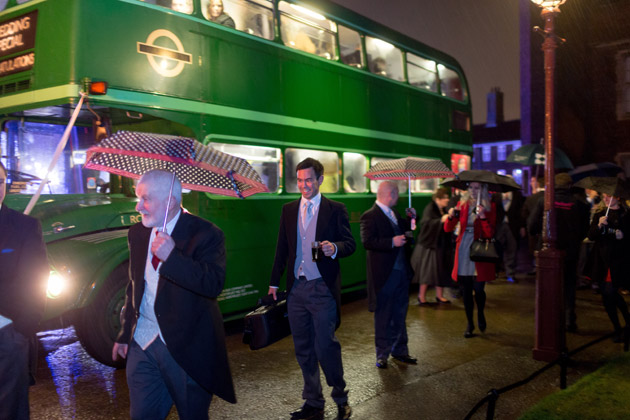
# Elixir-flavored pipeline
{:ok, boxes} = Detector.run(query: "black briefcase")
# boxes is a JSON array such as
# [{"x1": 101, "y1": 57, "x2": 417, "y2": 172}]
[{"x1": 242, "y1": 291, "x2": 291, "y2": 350}]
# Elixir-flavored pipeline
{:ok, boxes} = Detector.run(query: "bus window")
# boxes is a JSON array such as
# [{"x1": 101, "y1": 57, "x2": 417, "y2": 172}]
[
  {"x1": 407, "y1": 53, "x2": 437, "y2": 92},
  {"x1": 285, "y1": 148, "x2": 338, "y2": 193},
  {"x1": 201, "y1": 0, "x2": 236, "y2": 28},
  {"x1": 410, "y1": 178, "x2": 438, "y2": 193},
  {"x1": 1, "y1": 121, "x2": 108, "y2": 195},
  {"x1": 202, "y1": 0, "x2": 274, "y2": 39},
  {"x1": 368, "y1": 157, "x2": 407, "y2": 194},
  {"x1": 209, "y1": 142, "x2": 280, "y2": 193},
  {"x1": 279, "y1": 1, "x2": 337, "y2": 60},
  {"x1": 343, "y1": 152, "x2": 367, "y2": 193},
  {"x1": 339, "y1": 25, "x2": 363, "y2": 68},
  {"x1": 365, "y1": 37, "x2": 404, "y2": 82},
  {"x1": 438, "y1": 64, "x2": 467, "y2": 102},
  {"x1": 142, "y1": 0, "x2": 193, "y2": 14}
]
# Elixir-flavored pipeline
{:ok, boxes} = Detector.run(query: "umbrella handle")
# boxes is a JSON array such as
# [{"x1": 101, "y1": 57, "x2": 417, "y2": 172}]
[{"x1": 162, "y1": 172, "x2": 176, "y2": 232}]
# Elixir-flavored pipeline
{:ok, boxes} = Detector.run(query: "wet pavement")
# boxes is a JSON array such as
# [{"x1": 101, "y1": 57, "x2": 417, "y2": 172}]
[{"x1": 30, "y1": 275, "x2": 627, "y2": 419}]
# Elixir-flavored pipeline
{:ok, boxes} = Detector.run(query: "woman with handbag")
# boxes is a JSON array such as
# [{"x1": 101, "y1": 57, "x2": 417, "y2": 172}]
[
  {"x1": 444, "y1": 182, "x2": 497, "y2": 338},
  {"x1": 586, "y1": 193, "x2": 630, "y2": 343}
]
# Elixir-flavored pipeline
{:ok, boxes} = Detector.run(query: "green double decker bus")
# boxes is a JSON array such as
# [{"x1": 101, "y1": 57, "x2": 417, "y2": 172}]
[{"x1": 0, "y1": 0, "x2": 472, "y2": 367}]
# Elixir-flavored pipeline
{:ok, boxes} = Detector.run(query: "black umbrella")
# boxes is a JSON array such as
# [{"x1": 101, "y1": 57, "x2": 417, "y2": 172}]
[
  {"x1": 574, "y1": 176, "x2": 630, "y2": 199},
  {"x1": 441, "y1": 170, "x2": 521, "y2": 193},
  {"x1": 568, "y1": 162, "x2": 623, "y2": 182},
  {"x1": 506, "y1": 144, "x2": 573, "y2": 169}
]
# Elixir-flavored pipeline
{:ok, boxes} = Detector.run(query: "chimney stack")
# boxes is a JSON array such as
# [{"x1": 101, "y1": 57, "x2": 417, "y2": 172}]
[{"x1": 486, "y1": 87, "x2": 504, "y2": 128}]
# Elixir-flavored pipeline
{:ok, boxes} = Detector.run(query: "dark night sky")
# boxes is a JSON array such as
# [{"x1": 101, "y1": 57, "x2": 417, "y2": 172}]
[{"x1": 333, "y1": 0, "x2": 521, "y2": 125}]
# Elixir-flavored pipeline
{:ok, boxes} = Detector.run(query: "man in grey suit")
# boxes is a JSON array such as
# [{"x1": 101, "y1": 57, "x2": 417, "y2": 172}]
[
  {"x1": 269, "y1": 158, "x2": 355, "y2": 420},
  {"x1": 360, "y1": 181, "x2": 417, "y2": 369}
]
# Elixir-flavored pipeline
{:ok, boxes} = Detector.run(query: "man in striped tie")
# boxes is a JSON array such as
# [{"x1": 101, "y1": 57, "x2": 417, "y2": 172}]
[{"x1": 360, "y1": 181, "x2": 417, "y2": 369}]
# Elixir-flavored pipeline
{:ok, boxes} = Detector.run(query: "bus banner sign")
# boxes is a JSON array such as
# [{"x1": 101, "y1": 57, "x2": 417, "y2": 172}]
[{"x1": 0, "y1": 10, "x2": 37, "y2": 59}]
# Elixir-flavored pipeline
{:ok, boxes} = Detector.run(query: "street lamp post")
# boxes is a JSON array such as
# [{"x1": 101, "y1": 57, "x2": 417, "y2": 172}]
[{"x1": 530, "y1": 0, "x2": 567, "y2": 362}]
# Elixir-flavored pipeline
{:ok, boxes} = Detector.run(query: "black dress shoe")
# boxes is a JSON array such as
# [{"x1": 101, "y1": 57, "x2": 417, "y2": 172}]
[
  {"x1": 337, "y1": 402, "x2": 352, "y2": 419},
  {"x1": 417, "y1": 298, "x2": 431, "y2": 306},
  {"x1": 392, "y1": 354, "x2": 417, "y2": 364},
  {"x1": 290, "y1": 404, "x2": 324, "y2": 420},
  {"x1": 435, "y1": 297, "x2": 451, "y2": 304},
  {"x1": 376, "y1": 358, "x2": 388, "y2": 369}
]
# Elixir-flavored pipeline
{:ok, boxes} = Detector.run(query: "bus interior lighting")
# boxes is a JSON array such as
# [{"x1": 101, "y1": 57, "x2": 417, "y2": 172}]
[{"x1": 290, "y1": 4, "x2": 325, "y2": 21}]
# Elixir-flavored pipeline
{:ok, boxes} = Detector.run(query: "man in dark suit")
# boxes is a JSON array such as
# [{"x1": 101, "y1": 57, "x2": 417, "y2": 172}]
[
  {"x1": 360, "y1": 181, "x2": 417, "y2": 369},
  {"x1": 269, "y1": 158, "x2": 355, "y2": 420},
  {"x1": 0, "y1": 161, "x2": 48, "y2": 420},
  {"x1": 112, "y1": 169, "x2": 235, "y2": 419}
]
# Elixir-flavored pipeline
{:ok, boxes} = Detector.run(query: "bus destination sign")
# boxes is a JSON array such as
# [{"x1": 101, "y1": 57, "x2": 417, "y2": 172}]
[{"x1": 0, "y1": 10, "x2": 37, "y2": 77}]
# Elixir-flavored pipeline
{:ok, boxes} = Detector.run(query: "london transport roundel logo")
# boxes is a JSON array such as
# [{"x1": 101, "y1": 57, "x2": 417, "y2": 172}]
[{"x1": 137, "y1": 29, "x2": 192, "y2": 77}]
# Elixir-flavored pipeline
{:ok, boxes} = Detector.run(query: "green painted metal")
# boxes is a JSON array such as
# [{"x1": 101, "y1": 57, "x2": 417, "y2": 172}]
[{"x1": 0, "y1": 0, "x2": 472, "y2": 324}]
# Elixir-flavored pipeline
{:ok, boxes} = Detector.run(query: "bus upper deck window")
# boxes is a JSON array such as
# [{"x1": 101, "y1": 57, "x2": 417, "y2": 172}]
[
  {"x1": 365, "y1": 36, "x2": 404, "y2": 82},
  {"x1": 339, "y1": 26, "x2": 363, "y2": 69},
  {"x1": 209, "y1": 142, "x2": 281, "y2": 193},
  {"x1": 407, "y1": 53, "x2": 437, "y2": 93},
  {"x1": 285, "y1": 148, "x2": 339, "y2": 194},
  {"x1": 202, "y1": 0, "x2": 274, "y2": 40},
  {"x1": 438, "y1": 64, "x2": 467, "y2": 102},
  {"x1": 279, "y1": 1, "x2": 338, "y2": 60},
  {"x1": 343, "y1": 153, "x2": 367, "y2": 193}
]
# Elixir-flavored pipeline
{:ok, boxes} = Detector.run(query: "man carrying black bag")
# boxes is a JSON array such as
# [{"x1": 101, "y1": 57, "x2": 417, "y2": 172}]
[{"x1": 268, "y1": 158, "x2": 355, "y2": 420}]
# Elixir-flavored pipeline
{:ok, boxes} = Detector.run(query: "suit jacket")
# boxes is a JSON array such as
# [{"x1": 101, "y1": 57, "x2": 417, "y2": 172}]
[
  {"x1": 360, "y1": 204, "x2": 412, "y2": 312},
  {"x1": 270, "y1": 196, "x2": 356, "y2": 327},
  {"x1": 116, "y1": 211, "x2": 236, "y2": 404},
  {"x1": 444, "y1": 201, "x2": 497, "y2": 282},
  {"x1": 0, "y1": 205, "x2": 48, "y2": 337}
]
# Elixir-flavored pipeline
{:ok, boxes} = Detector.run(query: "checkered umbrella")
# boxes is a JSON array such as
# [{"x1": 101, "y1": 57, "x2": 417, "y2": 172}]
[
  {"x1": 84, "y1": 131, "x2": 269, "y2": 198},
  {"x1": 364, "y1": 157, "x2": 455, "y2": 207}
]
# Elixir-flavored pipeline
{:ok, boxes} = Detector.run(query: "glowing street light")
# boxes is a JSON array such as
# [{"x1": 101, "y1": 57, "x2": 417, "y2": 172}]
[{"x1": 530, "y1": 0, "x2": 568, "y2": 362}]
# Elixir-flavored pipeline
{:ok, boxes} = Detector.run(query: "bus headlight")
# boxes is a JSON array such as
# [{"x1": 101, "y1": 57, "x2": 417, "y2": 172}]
[{"x1": 47, "y1": 271, "x2": 66, "y2": 299}]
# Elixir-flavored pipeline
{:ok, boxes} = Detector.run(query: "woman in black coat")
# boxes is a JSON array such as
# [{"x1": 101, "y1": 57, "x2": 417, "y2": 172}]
[
  {"x1": 411, "y1": 188, "x2": 453, "y2": 304},
  {"x1": 587, "y1": 193, "x2": 630, "y2": 342}
]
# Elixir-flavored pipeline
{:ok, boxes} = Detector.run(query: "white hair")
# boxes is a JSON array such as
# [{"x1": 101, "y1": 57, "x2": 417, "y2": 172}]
[{"x1": 138, "y1": 169, "x2": 182, "y2": 205}]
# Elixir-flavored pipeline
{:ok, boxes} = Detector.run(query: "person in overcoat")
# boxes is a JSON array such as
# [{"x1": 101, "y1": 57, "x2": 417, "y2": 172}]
[
  {"x1": 0, "y1": 161, "x2": 48, "y2": 420},
  {"x1": 411, "y1": 187, "x2": 453, "y2": 304},
  {"x1": 268, "y1": 158, "x2": 355, "y2": 420},
  {"x1": 360, "y1": 181, "x2": 417, "y2": 369},
  {"x1": 444, "y1": 182, "x2": 497, "y2": 338},
  {"x1": 586, "y1": 193, "x2": 630, "y2": 342},
  {"x1": 113, "y1": 169, "x2": 235, "y2": 419}
]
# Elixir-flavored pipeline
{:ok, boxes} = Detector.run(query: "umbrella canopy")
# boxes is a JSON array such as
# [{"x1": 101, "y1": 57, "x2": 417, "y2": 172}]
[
  {"x1": 363, "y1": 157, "x2": 454, "y2": 180},
  {"x1": 506, "y1": 144, "x2": 573, "y2": 169},
  {"x1": 574, "y1": 176, "x2": 630, "y2": 199},
  {"x1": 84, "y1": 131, "x2": 269, "y2": 198},
  {"x1": 441, "y1": 170, "x2": 521, "y2": 192},
  {"x1": 568, "y1": 162, "x2": 623, "y2": 182},
  {"x1": 364, "y1": 157, "x2": 454, "y2": 208}
]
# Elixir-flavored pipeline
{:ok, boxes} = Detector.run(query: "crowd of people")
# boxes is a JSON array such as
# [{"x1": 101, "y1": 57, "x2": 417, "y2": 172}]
[{"x1": 4, "y1": 155, "x2": 630, "y2": 420}]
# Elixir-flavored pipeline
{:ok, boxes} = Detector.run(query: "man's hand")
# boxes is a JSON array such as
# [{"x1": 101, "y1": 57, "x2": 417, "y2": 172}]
[
  {"x1": 268, "y1": 287, "x2": 277, "y2": 301},
  {"x1": 321, "y1": 240, "x2": 336, "y2": 257},
  {"x1": 598, "y1": 216, "x2": 608, "y2": 228},
  {"x1": 152, "y1": 231, "x2": 175, "y2": 262},
  {"x1": 616, "y1": 229, "x2": 624, "y2": 240},
  {"x1": 393, "y1": 235, "x2": 406, "y2": 247},
  {"x1": 112, "y1": 342, "x2": 128, "y2": 361}
]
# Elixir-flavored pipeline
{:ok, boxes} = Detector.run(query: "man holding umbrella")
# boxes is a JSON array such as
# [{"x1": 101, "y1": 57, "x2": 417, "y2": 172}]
[{"x1": 112, "y1": 169, "x2": 235, "y2": 419}]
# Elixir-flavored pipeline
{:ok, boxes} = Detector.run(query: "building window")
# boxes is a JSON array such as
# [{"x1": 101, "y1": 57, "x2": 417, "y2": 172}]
[
  {"x1": 482, "y1": 147, "x2": 491, "y2": 162},
  {"x1": 497, "y1": 144, "x2": 506, "y2": 161}
]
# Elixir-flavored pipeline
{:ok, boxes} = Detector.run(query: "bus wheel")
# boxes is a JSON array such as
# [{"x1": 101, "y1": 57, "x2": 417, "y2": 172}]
[{"x1": 75, "y1": 262, "x2": 129, "y2": 369}]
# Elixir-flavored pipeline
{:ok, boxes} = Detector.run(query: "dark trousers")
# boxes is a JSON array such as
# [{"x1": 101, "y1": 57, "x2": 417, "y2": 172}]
[
  {"x1": 601, "y1": 283, "x2": 630, "y2": 333},
  {"x1": 0, "y1": 324, "x2": 30, "y2": 420},
  {"x1": 459, "y1": 276, "x2": 486, "y2": 329},
  {"x1": 288, "y1": 277, "x2": 348, "y2": 409},
  {"x1": 374, "y1": 269, "x2": 409, "y2": 360},
  {"x1": 496, "y1": 223, "x2": 517, "y2": 277},
  {"x1": 126, "y1": 339, "x2": 212, "y2": 420}
]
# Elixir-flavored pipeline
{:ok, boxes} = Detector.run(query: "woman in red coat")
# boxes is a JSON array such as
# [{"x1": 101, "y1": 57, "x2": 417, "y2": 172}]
[{"x1": 444, "y1": 182, "x2": 497, "y2": 338}]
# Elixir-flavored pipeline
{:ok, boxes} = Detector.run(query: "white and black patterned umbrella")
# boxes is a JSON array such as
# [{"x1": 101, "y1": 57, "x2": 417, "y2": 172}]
[
  {"x1": 84, "y1": 131, "x2": 268, "y2": 198},
  {"x1": 364, "y1": 157, "x2": 454, "y2": 207}
]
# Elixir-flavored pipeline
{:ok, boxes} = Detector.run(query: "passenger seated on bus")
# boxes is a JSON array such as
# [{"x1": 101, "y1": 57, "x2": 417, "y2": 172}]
[
  {"x1": 207, "y1": 0, "x2": 235, "y2": 29},
  {"x1": 171, "y1": 0, "x2": 192, "y2": 13},
  {"x1": 370, "y1": 57, "x2": 387, "y2": 76},
  {"x1": 293, "y1": 31, "x2": 317, "y2": 55},
  {"x1": 341, "y1": 47, "x2": 362, "y2": 68}
]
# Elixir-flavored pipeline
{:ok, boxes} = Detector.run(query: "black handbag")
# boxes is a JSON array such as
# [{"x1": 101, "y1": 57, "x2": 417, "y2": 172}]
[{"x1": 469, "y1": 238, "x2": 500, "y2": 263}]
